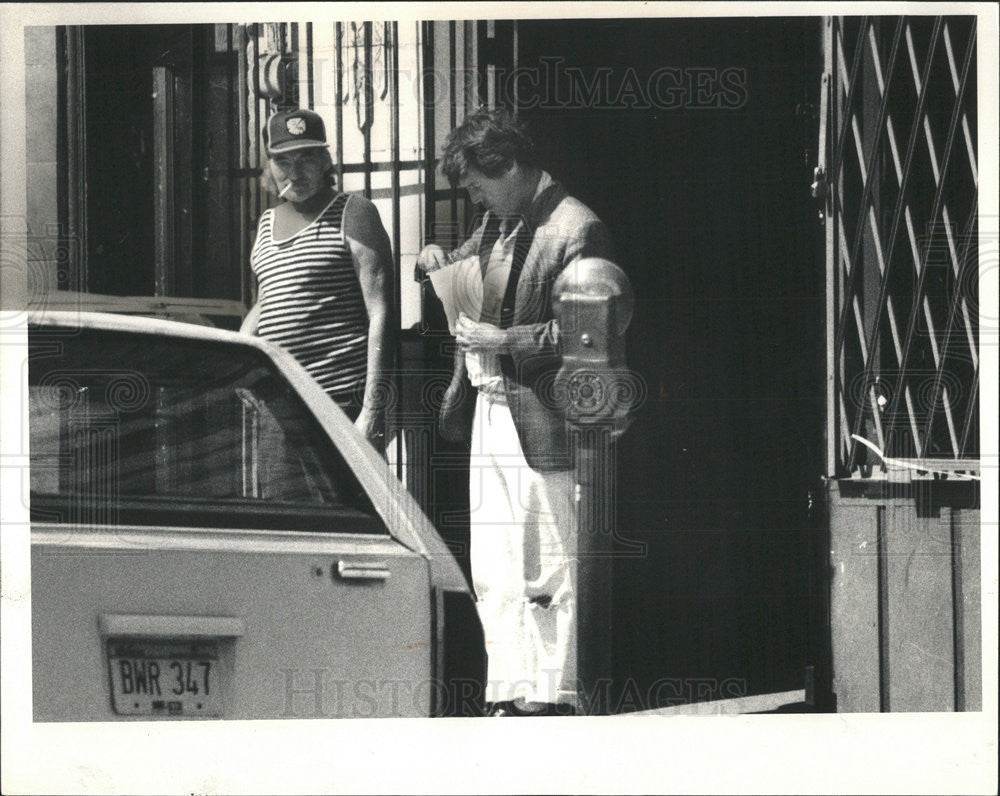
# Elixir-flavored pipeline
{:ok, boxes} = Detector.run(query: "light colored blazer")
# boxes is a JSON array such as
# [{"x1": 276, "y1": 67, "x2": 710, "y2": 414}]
[{"x1": 447, "y1": 179, "x2": 615, "y2": 471}]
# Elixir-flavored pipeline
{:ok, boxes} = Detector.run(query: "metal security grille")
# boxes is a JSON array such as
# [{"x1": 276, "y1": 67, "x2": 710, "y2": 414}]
[
  {"x1": 229, "y1": 21, "x2": 499, "y2": 504},
  {"x1": 232, "y1": 21, "x2": 416, "y2": 312},
  {"x1": 231, "y1": 20, "x2": 501, "y2": 321},
  {"x1": 819, "y1": 16, "x2": 979, "y2": 478}
]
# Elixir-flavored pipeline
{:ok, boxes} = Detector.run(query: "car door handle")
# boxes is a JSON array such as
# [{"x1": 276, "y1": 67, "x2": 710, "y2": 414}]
[{"x1": 336, "y1": 560, "x2": 391, "y2": 581}]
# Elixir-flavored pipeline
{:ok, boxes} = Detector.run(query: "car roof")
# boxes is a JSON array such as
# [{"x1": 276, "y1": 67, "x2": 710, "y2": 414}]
[{"x1": 28, "y1": 309, "x2": 259, "y2": 345}]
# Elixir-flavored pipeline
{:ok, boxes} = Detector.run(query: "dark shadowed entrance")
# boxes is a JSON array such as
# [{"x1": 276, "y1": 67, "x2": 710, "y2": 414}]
[{"x1": 511, "y1": 17, "x2": 826, "y2": 708}]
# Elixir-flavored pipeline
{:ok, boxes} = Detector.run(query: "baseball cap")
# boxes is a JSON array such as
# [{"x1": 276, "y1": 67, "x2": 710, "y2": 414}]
[{"x1": 264, "y1": 108, "x2": 330, "y2": 154}]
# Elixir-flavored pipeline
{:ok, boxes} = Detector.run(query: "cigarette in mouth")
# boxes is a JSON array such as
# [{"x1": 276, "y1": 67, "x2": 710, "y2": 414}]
[{"x1": 279, "y1": 183, "x2": 292, "y2": 197}]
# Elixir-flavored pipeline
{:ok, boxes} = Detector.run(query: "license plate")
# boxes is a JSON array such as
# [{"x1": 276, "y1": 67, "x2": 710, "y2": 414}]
[{"x1": 107, "y1": 639, "x2": 220, "y2": 717}]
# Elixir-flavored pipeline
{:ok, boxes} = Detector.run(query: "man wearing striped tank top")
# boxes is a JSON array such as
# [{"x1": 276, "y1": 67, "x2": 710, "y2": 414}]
[{"x1": 241, "y1": 109, "x2": 395, "y2": 451}]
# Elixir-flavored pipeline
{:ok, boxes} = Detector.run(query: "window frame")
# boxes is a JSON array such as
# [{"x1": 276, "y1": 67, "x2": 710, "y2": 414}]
[{"x1": 27, "y1": 322, "x2": 389, "y2": 534}]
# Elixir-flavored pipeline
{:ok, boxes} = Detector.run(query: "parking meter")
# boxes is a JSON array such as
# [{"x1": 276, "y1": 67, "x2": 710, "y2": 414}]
[
  {"x1": 552, "y1": 258, "x2": 635, "y2": 432},
  {"x1": 552, "y1": 258, "x2": 635, "y2": 715}
]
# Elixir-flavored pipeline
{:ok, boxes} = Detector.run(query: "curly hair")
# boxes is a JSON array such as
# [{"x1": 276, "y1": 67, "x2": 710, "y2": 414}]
[{"x1": 440, "y1": 106, "x2": 538, "y2": 184}]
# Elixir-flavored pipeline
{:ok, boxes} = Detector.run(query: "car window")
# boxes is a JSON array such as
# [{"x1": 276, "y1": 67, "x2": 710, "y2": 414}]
[{"x1": 28, "y1": 326, "x2": 386, "y2": 533}]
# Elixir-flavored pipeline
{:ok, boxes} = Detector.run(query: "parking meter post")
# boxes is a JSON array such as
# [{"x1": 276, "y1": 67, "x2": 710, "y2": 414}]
[
  {"x1": 552, "y1": 259, "x2": 634, "y2": 717},
  {"x1": 571, "y1": 422, "x2": 614, "y2": 715}
]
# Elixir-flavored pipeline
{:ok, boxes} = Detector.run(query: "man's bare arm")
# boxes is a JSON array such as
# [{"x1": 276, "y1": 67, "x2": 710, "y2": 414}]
[{"x1": 343, "y1": 194, "x2": 396, "y2": 449}]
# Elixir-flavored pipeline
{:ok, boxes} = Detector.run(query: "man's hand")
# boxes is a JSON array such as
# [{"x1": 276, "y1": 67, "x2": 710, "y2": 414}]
[
  {"x1": 355, "y1": 406, "x2": 387, "y2": 453},
  {"x1": 416, "y1": 244, "x2": 450, "y2": 273},
  {"x1": 455, "y1": 313, "x2": 509, "y2": 354},
  {"x1": 439, "y1": 381, "x2": 470, "y2": 443}
]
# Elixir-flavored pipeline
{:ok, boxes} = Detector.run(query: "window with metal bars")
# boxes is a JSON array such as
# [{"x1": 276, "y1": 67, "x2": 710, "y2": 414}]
[
  {"x1": 227, "y1": 20, "x2": 501, "y2": 490},
  {"x1": 820, "y1": 16, "x2": 979, "y2": 479},
  {"x1": 232, "y1": 20, "x2": 495, "y2": 332}
]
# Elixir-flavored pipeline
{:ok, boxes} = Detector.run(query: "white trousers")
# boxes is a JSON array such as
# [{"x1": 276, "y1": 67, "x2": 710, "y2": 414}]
[{"x1": 469, "y1": 391, "x2": 578, "y2": 707}]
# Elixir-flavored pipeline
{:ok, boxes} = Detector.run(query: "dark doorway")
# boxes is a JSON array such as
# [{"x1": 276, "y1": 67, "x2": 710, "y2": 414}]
[
  {"x1": 514, "y1": 17, "x2": 826, "y2": 707},
  {"x1": 67, "y1": 25, "x2": 239, "y2": 301},
  {"x1": 81, "y1": 25, "x2": 160, "y2": 296}
]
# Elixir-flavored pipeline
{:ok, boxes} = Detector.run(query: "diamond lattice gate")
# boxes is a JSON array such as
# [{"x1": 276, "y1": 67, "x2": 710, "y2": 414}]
[
  {"x1": 820, "y1": 15, "x2": 979, "y2": 479},
  {"x1": 818, "y1": 15, "x2": 981, "y2": 712}
]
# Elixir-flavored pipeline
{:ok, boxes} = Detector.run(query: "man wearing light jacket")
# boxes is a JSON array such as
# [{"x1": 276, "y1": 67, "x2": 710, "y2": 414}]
[{"x1": 417, "y1": 107, "x2": 615, "y2": 717}]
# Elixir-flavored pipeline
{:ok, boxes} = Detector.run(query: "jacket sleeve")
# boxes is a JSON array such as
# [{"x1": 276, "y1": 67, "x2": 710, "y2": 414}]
[{"x1": 506, "y1": 217, "x2": 616, "y2": 360}]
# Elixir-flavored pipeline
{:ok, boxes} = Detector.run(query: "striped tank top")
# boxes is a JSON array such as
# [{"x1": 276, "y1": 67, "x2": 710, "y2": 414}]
[{"x1": 251, "y1": 193, "x2": 368, "y2": 405}]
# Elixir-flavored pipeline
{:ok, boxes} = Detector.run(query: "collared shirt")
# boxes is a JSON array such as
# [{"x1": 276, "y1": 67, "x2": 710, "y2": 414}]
[{"x1": 466, "y1": 171, "x2": 553, "y2": 397}]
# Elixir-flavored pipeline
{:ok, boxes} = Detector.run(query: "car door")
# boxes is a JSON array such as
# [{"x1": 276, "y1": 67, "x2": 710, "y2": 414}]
[{"x1": 29, "y1": 317, "x2": 443, "y2": 720}]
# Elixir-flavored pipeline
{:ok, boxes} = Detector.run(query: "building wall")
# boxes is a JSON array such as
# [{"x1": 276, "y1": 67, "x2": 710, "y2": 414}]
[
  {"x1": 828, "y1": 479, "x2": 981, "y2": 711},
  {"x1": 24, "y1": 26, "x2": 60, "y2": 297}
]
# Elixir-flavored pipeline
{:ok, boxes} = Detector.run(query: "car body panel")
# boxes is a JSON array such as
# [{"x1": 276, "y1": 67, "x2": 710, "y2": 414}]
[
  {"x1": 27, "y1": 311, "x2": 473, "y2": 720},
  {"x1": 32, "y1": 525, "x2": 432, "y2": 720},
  {"x1": 27, "y1": 310, "x2": 468, "y2": 593}
]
